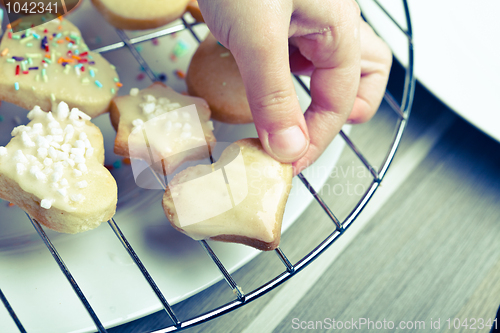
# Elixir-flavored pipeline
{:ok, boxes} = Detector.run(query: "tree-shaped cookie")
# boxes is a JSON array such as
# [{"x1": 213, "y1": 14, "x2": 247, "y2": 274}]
[
  {"x1": 0, "y1": 18, "x2": 120, "y2": 118},
  {"x1": 110, "y1": 82, "x2": 216, "y2": 175}
]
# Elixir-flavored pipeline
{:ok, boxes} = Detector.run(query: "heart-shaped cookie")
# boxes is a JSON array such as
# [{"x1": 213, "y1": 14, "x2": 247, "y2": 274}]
[
  {"x1": 162, "y1": 138, "x2": 293, "y2": 251},
  {"x1": 0, "y1": 18, "x2": 120, "y2": 118},
  {"x1": 186, "y1": 33, "x2": 253, "y2": 124},
  {"x1": 110, "y1": 82, "x2": 216, "y2": 175},
  {"x1": 91, "y1": 0, "x2": 191, "y2": 30},
  {"x1": 0, "y1": 102, "x2": 117, "y2": 234}
]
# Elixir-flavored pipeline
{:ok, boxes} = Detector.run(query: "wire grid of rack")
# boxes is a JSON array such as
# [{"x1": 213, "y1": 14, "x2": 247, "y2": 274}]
[{"x1": 0, "y1": 0, "x2": 414, "y2": 332}]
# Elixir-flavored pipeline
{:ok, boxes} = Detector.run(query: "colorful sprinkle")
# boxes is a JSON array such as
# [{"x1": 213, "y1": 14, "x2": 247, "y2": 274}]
[
  {"x1": 122, "y1": 158, "x2": 131, "y2": 165},
  {"x1": 173, "y1": 39, "x2": 190, "y2": 57},
  {"x1": 41, "y1": 36, "x2": 48, "y2": 49},
  {"x1": 20, "y1": 35, "x2": 34, "y2": 44},
  {"x1": 5, "y1": 20, "x2": 120, "y2": 100},
  {"x1": 112, "y1": 160, "x2": 122, "y2": 169},
  {"x1": 175, "y1": 70, "x2": 185, "y2": 79}
]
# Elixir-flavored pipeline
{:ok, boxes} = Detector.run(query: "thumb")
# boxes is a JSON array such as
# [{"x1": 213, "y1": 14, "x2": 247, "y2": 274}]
[{"x1": 229, "y1": 26, "x2": 310, "y2": 163}]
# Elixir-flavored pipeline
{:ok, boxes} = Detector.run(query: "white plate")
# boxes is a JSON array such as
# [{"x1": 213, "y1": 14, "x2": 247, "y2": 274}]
[
  {"x1": 358, "y1": 0, "x2": 500, "y2": 142},
  {"x1": 0, "y1": 3, "x2": 349, "y2": 332}
]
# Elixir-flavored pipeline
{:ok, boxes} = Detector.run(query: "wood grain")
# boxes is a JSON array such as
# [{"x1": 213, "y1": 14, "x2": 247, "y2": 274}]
[{"x1": 108, "y1": 80, "x2": 500, "y2": 333}]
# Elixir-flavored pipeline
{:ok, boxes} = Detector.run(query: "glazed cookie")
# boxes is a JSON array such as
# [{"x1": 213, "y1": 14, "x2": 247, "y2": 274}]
[
  {"x1": 0, "y1": 18, "x2": 121, "y2": 118},
  {"x1": 110, "y1": 82, "x2": 216, "y2": 175},
  {"x1": 163, "y1": 138, "x2": 293, "y2": 251},
  {"x1": 91, "y1": 0, "x2": 191, "y2": 30},
  {"x1": 186, "y1": 33, "x2": 253, "y2": 124},
  {"x1": 0, "y1": 102, "x2": 118, "y2": 234}
]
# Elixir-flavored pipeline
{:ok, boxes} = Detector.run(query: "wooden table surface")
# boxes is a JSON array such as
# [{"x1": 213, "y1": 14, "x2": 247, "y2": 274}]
[{"x1": 106, "y1": 62, "x2": 500, "y2": 333}]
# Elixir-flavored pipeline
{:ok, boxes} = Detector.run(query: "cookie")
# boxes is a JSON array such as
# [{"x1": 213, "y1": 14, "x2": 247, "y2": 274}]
[
  {"x1": 110, "y1": 82, "x2": 216, "y2": 175},
  {"x1": 186, "y1": 33, "x2": 253, "y2": 124},
  {"x1": 1, "y1": 2, "x2": 82, "y2": 31},
  {"x1": 0, "y1": 102, "x2": 118, "y2": 234},
  {"x1": 162, "y1": 138, "x2": 293, "y2": 251},
  {"x1": 90, "y1": 0, "x2": 191, "y2": 30},
  {"x1": 186, "y1": 0, "x2": 204, "y2": 22},
  {"x1": 0, "y1": 18, "x2": 121, "y2": 118}
]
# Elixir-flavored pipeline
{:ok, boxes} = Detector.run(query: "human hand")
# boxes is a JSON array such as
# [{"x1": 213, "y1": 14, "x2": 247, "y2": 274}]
[{"x1": 198, "y1": 0, "x2": 392, "y2": 175}]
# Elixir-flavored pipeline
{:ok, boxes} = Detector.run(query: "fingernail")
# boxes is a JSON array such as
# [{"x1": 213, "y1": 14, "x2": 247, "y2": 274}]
[{"x1": 268, "y1": 126, "x2": 308, "y2": 162}]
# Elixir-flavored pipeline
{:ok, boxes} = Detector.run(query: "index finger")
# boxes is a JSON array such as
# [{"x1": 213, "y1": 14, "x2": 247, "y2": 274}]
[{"x1": 291, "y1": 0, "x2": 361, "y2": 174}]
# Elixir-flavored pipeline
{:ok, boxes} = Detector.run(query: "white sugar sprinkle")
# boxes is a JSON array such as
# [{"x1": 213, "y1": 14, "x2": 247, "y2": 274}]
[
  {"x1": 16, "y1": 163, "x2": 26, "y2": 175},
  {"x1": 76, "y1": 180, "x2": 88, "y2": 188},
  {"x1": 40, "y1": 199, "x2": 53, "y2": 209},
  {"x1": 85, "y1": 147, "x2": 94, "y2": 158},
  {"x1": 130, "y1": 88, "x2": 139, "y2": 96},
  {"x1": 70, "y1": 194, "x2": 83, "y2": 202},
  {"x1": 6, "y1": 103, "x2": 96, "y2": 208},
  {"x1": 13, "y1": 150, "x2": 28, "y2": 163},
  {"x1": 77, "y1": 163, "x2": 87, "y2": 173}
]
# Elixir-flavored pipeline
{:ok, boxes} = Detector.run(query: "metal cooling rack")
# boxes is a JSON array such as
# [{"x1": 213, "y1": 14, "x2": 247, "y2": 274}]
[{"x1": 0, "y1": 0, "x2": 415, "y2": 331}]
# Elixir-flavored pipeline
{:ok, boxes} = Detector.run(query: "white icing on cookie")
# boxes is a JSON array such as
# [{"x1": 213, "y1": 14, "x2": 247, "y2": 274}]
[{"x1": 0, "y1": 102, "x2": 96, "y2": 211}]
